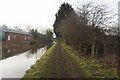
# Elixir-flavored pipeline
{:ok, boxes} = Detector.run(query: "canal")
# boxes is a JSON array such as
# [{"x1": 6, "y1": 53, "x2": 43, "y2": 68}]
[{"x1": 0, "y1": 44, "x2": 47, "y2": 79}]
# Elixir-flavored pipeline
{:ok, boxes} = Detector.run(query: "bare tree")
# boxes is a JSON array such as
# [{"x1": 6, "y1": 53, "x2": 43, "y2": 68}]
[
  {"x1": 76, "y1": 2, "x2": 116, "y2": 57},
  {"x1": 57, "y1": 2, "x2": 116, "y2": 57}
]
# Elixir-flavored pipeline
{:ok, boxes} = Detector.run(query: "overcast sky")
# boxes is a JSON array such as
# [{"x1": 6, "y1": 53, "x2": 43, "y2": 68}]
[{"x1": 0, "y1": 0, "x2": 119, "y2": 32}]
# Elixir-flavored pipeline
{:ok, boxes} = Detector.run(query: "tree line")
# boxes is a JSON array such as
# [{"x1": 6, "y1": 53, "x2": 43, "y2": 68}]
[
  {"x1": 53, "y1": 2, "x2": 119, "y2": 60},
  {"x1": 29, "y1": 28, "x2": 53, "y2": 44}
]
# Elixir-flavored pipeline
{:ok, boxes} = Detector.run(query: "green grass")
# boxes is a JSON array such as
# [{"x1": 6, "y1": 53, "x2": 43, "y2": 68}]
[
  {"x1": 23, "y1": 42, "x2": 85, "y2": 78},
  {"x1": 61, "y1": 42, "x2": 119, "y2": 78},
  {"x1": 23, "y1": 42, "x2": 119, "y2": 78},
  {"x1": 23, "y1": 43, "x2": 57, "y2": 78}
]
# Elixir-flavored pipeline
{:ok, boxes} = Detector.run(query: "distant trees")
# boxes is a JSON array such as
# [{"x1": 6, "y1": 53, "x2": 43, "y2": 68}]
[
  {"x1": 29, "y1": 28, "x2": 53, "y2": 44},
  {"x1": 29, "y1": 29, "x2": 39, "y2": 39},
  {"x1": 45, "y1": 29, "x2": 53, "y2": 42}
]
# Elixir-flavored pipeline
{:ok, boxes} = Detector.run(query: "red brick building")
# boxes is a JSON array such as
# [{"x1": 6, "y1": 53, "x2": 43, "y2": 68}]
[
  {"x1": 0, "y1": 25, "x2": 33, "y2": 44},
  {"x1": 5, "y1": 32, "x2": 32, "y2": 44}
]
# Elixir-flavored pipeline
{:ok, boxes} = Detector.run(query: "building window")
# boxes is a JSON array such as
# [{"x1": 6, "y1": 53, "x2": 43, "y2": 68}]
[
  {"x1": 8, "y1": 36, "x2": 10, "y2": 41},
  {"x1": 25, "y1": 37, "x2": 26, "y2": 40},
  {"x1": 14, "y1": 36, "x2": 16, "y2": 38}
]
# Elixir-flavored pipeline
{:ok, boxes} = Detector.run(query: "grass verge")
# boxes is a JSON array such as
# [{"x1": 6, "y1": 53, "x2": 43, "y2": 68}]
[
  {"x1": 61, "y1": 42, "x2": 119, "y2": 78},
  {"x1": 23, "y1": 43, "x2": 57, "y2": 78},
  {"x1": 23, "y1": 42, "x2": 85, "y2": 78}
]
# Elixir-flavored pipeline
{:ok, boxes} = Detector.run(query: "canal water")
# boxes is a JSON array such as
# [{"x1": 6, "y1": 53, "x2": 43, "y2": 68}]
[{"x1": 0, "y1": 44, "x2": 47, "y2": 79}]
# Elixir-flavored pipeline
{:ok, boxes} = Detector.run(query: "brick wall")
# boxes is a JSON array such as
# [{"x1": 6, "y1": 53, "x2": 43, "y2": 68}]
[{"x1": 4, "y1": 32, "x2": 33, "y2": 44}]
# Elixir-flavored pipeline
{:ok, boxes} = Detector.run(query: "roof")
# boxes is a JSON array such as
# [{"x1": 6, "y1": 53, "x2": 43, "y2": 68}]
[{"x1": 0, "y1": 25, "x2": 31, "y2": 36}]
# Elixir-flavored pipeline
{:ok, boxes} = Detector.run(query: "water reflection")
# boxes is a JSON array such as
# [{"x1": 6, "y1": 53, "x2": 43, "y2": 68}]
[
  {"x1": 46, "y1": 43, "x2": 53, "y2": 49},
  {"x1": 26, "y1": 44, "x2": 46, "y2": 58},
  {"x1": 0, "y1": 49, "x2": 2, "y2": 60},
  {"x1": 1, "y1": 43, "x2": 48, "y2": 60},
  {"x1": 29, "y1": 45, "x2": 43, "y2": 54},
  {"x1": 25, "y1": 43, "x2": 53, "y2": 59},
  {"x1": 2, "y1": 45, "x2": 31, "y2": 60},
  {"x1": 0, "y1": 43, "x2": 54, "y2": 78}
]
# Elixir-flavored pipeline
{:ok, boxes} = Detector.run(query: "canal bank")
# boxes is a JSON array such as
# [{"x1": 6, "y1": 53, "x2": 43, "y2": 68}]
[
  {"x1": 24, "y1": 42, "x2": 84, "y2": 78},
  {"x1": 0, "y1": 44, "x2": 47, "y2": 78},
  {"x1": 24, "y1": 42, "x2": 119, "y2": 78}
]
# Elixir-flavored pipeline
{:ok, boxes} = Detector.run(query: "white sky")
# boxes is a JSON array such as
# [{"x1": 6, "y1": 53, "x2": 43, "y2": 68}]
[{"x1": 0, "y1": 0, "x2": 119, "y2": 32}]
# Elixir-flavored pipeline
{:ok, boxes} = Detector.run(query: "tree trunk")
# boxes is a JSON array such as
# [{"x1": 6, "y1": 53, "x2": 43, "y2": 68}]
[{"x1": 91, "y1": 42, "x2": 95, "y2": 57}]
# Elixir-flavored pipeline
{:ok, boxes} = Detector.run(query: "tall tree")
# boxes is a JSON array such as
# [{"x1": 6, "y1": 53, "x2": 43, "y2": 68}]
[{"x1": 53, "y1": 2, "x2": 74, "y2": 38}]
